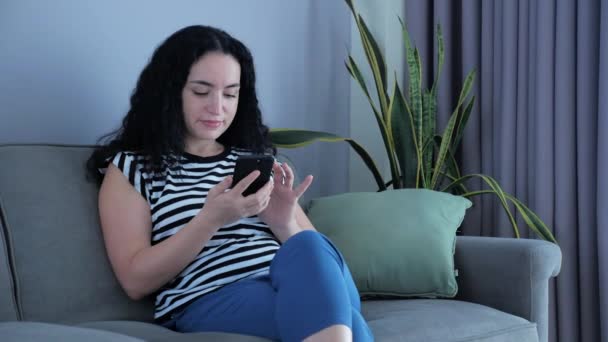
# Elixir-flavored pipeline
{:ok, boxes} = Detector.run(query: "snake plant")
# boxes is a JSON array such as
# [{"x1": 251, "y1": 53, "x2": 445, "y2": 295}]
[{"x1": 270, "y1": 0, "x2": 556, "y2": 243}]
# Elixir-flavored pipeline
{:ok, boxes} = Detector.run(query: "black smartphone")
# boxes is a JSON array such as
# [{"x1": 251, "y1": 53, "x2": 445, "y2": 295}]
[{"x1": 232, "y1": 154, "x2": 274, "y2": 196}]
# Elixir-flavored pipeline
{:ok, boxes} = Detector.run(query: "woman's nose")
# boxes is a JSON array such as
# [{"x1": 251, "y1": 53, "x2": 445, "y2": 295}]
[{"x1": 207, "y1": 93, "x2": 222, "y2": 114}]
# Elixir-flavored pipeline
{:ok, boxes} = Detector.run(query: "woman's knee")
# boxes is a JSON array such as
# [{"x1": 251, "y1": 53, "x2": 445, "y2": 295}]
[
  {"x1": 284, "y1": 230, "x2": 324, "y2": 247},
  {"x1": 271, "y1": 230, "x2": 344, "y2": 279},
  {"x1": 280, "y1": 230, "x2": 340, "y2": 262}
]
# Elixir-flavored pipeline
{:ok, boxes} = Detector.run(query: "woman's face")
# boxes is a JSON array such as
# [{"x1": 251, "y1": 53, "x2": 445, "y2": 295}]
[{"x1": 181, "y1": 52, "x2": 241, "y2": 146}]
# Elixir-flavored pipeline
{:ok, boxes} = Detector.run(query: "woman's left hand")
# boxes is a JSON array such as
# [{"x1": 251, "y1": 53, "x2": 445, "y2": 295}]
[{"x1": 259, "y1": 162, "x2": 313, "y2": 241}]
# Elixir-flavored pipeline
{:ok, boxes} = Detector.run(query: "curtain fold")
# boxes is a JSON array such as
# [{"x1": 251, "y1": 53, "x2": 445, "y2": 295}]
[
  {"x1": 404, "y1": 0, "x2": 607, "y2": 341},
  {"x1": 597, "y1": 2, "x2": 608, "y2": 342}
]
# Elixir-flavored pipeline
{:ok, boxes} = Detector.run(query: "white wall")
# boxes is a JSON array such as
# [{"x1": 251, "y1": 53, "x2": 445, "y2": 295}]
[{"x1": 0, "y1": 0, "x2": 352, "y2": 199}]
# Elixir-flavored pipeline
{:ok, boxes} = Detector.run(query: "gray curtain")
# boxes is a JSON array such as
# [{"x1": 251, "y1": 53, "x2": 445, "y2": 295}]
[{"x1": 403, "y1": 0, "x2": 607, "y2": 341}]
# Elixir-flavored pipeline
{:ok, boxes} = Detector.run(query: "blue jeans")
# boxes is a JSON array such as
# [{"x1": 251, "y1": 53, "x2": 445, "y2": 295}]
[{"x1": 170, "y1": 230, "x2": 374, "y2": 341}]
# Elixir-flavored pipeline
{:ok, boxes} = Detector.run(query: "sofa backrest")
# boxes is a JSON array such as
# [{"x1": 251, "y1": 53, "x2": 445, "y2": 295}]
[
  {"x1": 0, "y1": 144, "x2": 154, "y2": 324},
  {"x1": 0, "y1": 209, "x2": 19, "y2": 321}
]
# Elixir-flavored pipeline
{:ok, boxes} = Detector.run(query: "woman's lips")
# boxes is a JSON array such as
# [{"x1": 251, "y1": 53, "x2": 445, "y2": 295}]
[{"x1": 200, "y1": 120, "x2": 222, "y2": 129}]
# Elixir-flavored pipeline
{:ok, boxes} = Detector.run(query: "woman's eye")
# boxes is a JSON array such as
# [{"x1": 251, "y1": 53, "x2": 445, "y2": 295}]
[
  {"x1": 224, "y1": 94, "x2": 237, "y2": 98},
  {"x1": 193, "y1": 91, "x2": 209, "y2": 96}
]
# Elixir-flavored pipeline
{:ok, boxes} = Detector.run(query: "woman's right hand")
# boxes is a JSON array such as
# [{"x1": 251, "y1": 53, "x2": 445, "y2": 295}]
[{"x1": 199, "y1": 171, "x2": 274, "y2": 228}]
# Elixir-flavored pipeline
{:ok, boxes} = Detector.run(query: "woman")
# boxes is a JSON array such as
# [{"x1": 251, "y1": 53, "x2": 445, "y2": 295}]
[{"x1": 87, "y1": 25, "x2": 373, "y2": 342}]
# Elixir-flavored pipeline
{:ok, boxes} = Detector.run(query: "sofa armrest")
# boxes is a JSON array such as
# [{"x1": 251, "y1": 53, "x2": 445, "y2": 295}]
[{"x1": 454, "y1": 236, "x2": 561, "y2": 342}]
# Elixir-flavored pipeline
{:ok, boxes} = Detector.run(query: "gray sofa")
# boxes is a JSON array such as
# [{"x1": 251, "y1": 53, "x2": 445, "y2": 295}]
[{"x1": 0, "y1": 144, "x2": 562, "y2": 342}]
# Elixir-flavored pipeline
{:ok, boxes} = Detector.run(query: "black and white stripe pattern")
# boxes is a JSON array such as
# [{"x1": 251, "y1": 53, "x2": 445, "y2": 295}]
[{"x1": 110, "y1": 148, "x2": 279, "y2": 322}]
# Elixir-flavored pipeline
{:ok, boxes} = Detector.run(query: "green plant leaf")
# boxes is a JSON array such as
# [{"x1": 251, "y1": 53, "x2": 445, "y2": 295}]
[
  {"x1": 430, "y1": 109, "x2": 459, "y2": 189},
  {"x1": 411, "y1": 49, "x2": 423, "y2": 147},
  {"x1": 430, "y1": 70, "x2": 475, "y2": 189},
  {"x1": 356, "y1": 14, "x2": 390, "y2": 118},
  {"x1": 437, "y1": 169, "x2": 468, "y2": 195},
  {"x1": 431, "y1": 24, "x2": 444, "y2": 95},
  {"x1": 345, "y1": 53, "x2": 394, "y2": 171},
  {"x1": 442, "y1": 174, "x2": 519, "y2": 238},
  {"x1": 456, "y1": 68, "x2": 476, "y2": 109},
  {"x1": 345, "y1": 55, "x2": 397, "y2": 188},
  {"x1": 348, "y1": 8, "x2": 400, "y2": 189},
  {"x1": 399, "y1": 17, "x2": 423, "y2": 149},
  {"x1": 344, "y1": 0, "x2": 356, "y2": 15},
  {"x1": 452, "y1": 93, "x2": 475, "y2": 152},
  {"x1": 477, "y1": 175, "x2": 518, "y2": 237},
  {"x1": 450, "y1": 69, "x2": 476, "y2": 151},
  {"x1": 389, "y1": 80, "x2": 418, "y2": 188},
  {"x1": 431, "y1": 135, "x2": 464, "y2": 193},
  {"x1": 445, "y1": 150, "x2": 463, "y2": 192},
  {"x1": 345, "y1": 56, "x2": 381, "y2": 118},
  {"x1": 506, "y1": 195, "x2": 557, "y2": 243},
  {"x1": 269, "y1": 129, "x2": 386, "y2": 191},
  {"x1": 422, "y1": 89, "x2": 435, "y2": 188},
  {"x1": 459, "y1": 190, "x2": 557, "y2": 243},
  {"x1": 425, "y1": 26, "x2": 442, "y2": 186}
]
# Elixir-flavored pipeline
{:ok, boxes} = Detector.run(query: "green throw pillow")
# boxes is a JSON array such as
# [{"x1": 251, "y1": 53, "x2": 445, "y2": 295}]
[{"x1": 306, "y1": 189, "x2": 472, "y2": 298}]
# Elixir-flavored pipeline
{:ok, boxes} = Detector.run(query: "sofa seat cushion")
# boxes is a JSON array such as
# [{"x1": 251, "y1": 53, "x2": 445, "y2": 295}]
[
  {"x1": 77, "y1": 300, "x2": 538, "y2": 342},
  {"x1": 0, "y1": 321, "x2": 144, "y2": 342},
  {"x1": 362, "y1": 299, "x2": 539, "y2": 342},
  {"x1": 77, "y1": 321, "x2": 271, "y2": 342}
]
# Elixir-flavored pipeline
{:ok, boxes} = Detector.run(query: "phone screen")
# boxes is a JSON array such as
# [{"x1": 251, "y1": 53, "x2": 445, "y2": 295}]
[{"x1": 232, "y1": 154, "x2": 274, "y2": 196}]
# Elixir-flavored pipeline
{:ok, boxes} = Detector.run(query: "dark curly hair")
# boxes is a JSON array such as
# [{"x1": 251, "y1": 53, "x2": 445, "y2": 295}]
[{"x1": 87, "y1": 25, "x2": 274, "y2": 183}]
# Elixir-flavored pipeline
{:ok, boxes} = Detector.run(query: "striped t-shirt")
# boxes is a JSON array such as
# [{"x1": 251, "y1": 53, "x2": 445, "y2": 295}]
[{"x1": 109, "y1": 147, "x2": 280, "y2": 322}]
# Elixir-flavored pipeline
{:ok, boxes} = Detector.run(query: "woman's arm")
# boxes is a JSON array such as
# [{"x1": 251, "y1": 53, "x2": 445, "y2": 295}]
[
  {"x1": 296, "y1": 204, "x2": 316, "y2": 231},
  {"x1": 99, "y1": 164, "x2": 271, "y2": 300},
  {"x1": 99, "y1": 164, "x2": 219, "y2": 299}
]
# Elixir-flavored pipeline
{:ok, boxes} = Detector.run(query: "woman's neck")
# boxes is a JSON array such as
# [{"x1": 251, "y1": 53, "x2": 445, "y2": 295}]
[{"x1": 184, "y1": 141, "x2": 225, "y2": 157}]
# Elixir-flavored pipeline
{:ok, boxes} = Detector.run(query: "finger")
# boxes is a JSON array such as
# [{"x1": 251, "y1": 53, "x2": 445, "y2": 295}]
[
  {"x1": 281, "y1": 162, "x2": 295, "y2": 188},
  {"x1": 243, "y1": 180, "x2": 273, "y2": 209},
  {"x1": 245, "y1": 195, "x2": 270, "y2": 215},
  {"x1": 210, "y1": 176, "x2": 233, "y2": 196},
  {"x1": 271, "y1": 162, "x2": 284, "y2": 184},
  {"x1": 249, "y1": 178, "x2": 273, "y2": 199},
  {"x1": 294, "y1": 175, "x2": 313, "y2": 198},
  {"x1": 254, "y1": 194, "x2": 271, "y2": 211},
  {"x1": 261, "y1": 178, "x2": 274, "y2": 195},
  {"x1": 232, "y1": 170, "x2": 261, "y2": 195}
]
